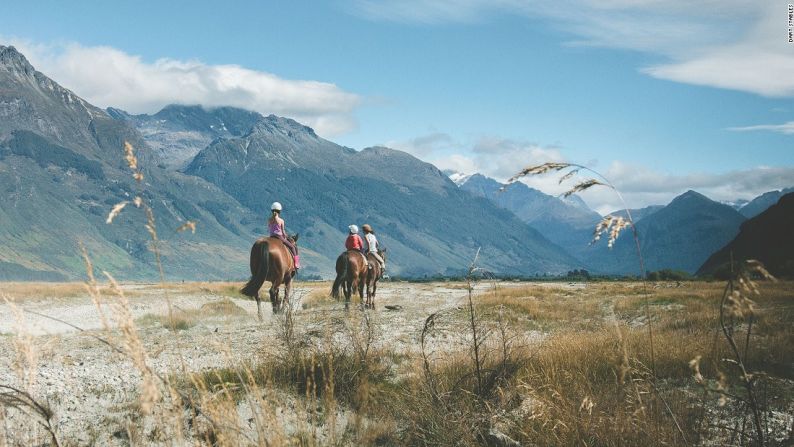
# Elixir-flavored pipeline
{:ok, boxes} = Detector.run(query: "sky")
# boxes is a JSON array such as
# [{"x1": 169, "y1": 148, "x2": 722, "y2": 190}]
[{"x1": 2, "y1": 0, "x2": 793, "y2": 213}]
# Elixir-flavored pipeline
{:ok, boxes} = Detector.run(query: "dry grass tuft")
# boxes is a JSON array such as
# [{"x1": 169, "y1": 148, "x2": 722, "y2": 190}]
[
  {"x1": 138, "y1": 297, "x2": 247, "y2": 330},
  {"x1": 199, "y1": 298, "x2": 247, "y2": 316}
]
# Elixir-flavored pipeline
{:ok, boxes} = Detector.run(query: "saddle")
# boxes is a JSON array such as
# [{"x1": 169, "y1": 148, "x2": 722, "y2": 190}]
[{"x1": 364, "y1": 252, "x2": 385, "y2": 276}]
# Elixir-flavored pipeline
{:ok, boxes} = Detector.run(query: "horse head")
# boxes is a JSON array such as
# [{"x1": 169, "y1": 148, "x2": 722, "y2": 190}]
[{"x1": 288, "y1": 233, "x2": 300, "y2": 245}]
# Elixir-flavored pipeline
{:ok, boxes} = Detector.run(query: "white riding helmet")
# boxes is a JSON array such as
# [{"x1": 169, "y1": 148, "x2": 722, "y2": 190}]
[
  {"x1": 271, "y1": 202, "x2": 282, "y2": 211},
  {"x1": 349, "y1": 224, "x2": 359, "y2": 234}
]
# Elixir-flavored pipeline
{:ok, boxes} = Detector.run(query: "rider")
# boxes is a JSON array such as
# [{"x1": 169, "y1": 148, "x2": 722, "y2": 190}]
[
  {"x1": 345, "y1": 225, "x2": 365, "y2": 253},
  {"x1": 362, "y1": 224, "x2": 385, "y2": 275},
  {"x1": 268, "y1": 202, "x2": 300, "y2": 269}
]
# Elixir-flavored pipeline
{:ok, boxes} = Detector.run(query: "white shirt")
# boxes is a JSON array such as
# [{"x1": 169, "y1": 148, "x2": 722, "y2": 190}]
[{"x1": 365, "y1": 233, "x2": 378, "y2": 253}]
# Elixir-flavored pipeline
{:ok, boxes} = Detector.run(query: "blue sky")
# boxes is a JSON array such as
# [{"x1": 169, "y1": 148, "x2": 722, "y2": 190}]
[{"x1": 2, "y1": 0, "x2": 792, "y2": 211}]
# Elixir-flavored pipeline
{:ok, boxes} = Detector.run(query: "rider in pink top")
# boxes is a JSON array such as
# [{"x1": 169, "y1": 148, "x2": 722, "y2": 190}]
[{"x1": 268, "y1": 202, "x2": 299, "y2": 269}]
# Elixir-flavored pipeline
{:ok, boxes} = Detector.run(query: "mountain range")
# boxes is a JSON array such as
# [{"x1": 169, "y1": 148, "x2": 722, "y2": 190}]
[
  {"x1": 1, "y1": 44, "x2": 789, "y2": 281},
  {"x1": 0, "y1": 45, "x2": 579, "y2": 280},
  {"x1": 448, "y1": 171, "x2": 789, "y2": 276},
  {"x1": 450, "y1": 172, "x2": 601, "y2": 261}
]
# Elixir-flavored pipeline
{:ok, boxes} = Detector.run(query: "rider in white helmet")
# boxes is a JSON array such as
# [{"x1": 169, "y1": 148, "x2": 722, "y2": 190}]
[
  {"x1": 345, "y1": 224, "x2": 365, "y2": 253},
  {"x1": 268, "y1": 201, "x2": 300, "y2": 269}
]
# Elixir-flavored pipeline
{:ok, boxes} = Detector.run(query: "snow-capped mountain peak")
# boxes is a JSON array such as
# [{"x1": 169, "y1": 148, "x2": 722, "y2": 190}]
[{"x1": 447, "y1": 171, "x2": 474, "y2": 186}]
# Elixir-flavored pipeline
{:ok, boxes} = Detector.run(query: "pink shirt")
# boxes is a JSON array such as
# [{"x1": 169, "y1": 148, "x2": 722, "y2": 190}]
[{"x1": 268, "y1": 219, "x2": 283, "y2": 236}]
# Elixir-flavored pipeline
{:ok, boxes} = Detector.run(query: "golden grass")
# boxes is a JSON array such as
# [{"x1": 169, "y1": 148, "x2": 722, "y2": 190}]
[
  {"x1": 2, "y1": 279, "x2": 791, "y2": 446},
  {"x1": 477, "y1": 284, "x2": 605, "y2": 330},
  {"x1": 397, "y1": 280, "x2": 794, "y2": 446},
  {"x1": 0, "y1": 281, "x2": 139, "y2": 301}
]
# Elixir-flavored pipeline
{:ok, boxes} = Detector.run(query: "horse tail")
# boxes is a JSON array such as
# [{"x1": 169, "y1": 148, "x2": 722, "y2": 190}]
[
  {"x1": 241, "y1": 240, "x2": 270, "y2": 298},
  {"x1": 331, "y1": 253, "x2": 349, "y2": 299}
]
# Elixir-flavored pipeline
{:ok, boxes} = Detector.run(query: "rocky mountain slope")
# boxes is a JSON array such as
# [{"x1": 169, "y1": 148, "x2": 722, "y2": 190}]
[
  {"x1": 108, "y1": 105, "x2": 262, "y2": 169},
  {"x1": 0, "y1": 46, "x2": 279, "y2": 280},
  {"x1": 184, "y1": 120, "x2": 580, "y2": 277}
]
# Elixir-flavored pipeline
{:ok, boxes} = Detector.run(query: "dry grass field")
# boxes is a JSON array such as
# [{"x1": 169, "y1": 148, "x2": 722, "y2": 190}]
[{"x1": 0, "y1": 279, "x2": 791, "y2": 446}]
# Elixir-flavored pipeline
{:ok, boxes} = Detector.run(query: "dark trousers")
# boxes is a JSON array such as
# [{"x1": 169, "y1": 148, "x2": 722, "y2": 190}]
[{"x1": 274, "y1": 234, "x2": 297, "y2": 257}]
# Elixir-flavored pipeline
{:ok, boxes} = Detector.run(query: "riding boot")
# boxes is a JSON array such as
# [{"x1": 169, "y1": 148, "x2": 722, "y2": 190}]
[{"x1": 294, "y1": 254, "x2": 301, "y2": 269}]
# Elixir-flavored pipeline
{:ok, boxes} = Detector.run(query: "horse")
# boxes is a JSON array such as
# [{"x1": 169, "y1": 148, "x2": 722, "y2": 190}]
[
  {"x1": 364, "y1": 250, "x2": 387, "y2": 309},
  {"x1": 330, "y1": 250, "x2": 368, "y2": 309},
  {"x1": 240, "y1": 234, "x2": 299, "y2": 320}
]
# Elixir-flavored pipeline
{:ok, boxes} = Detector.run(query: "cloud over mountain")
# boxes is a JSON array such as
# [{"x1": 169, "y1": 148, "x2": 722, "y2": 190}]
[
  {"x1": 390, "y1": 132, "x2": 794, "y2": 213},
  {"x1": 8, "y1": 40, "x2": 362, "y2": 137}
]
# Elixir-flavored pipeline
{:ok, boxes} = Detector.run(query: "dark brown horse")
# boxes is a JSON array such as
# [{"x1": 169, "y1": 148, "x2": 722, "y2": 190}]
[
  {"x1": 364, "y1": 250, "x2": 387, "y2": 309},
  {"x1": 331, "y1": 250, "x2": 368, "y2": 309},
  {"x1": 241, "y1": 234, "x2": 299, "y2": 320}
]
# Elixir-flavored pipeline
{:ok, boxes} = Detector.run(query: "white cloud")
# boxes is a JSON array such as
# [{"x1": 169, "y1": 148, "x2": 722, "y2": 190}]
[
  {"x1": 350, "y1": 1, "x2": 793, "y2": 97},
  {"x1": 9, "y1": 40, "x2": 362, "y2": 136},
  {"x1": 469, "y1": 136, "x2": 565, "y2": 179},
  {"x1": 641, "y1": 5, "x2": 794, "y2": 97},
  {"x1": 523, "y1": 162, "x2": 794, "y2": 215},
  {"x1": 389, "y1": 133, "x2": 564, "y2": 179},
  {"x1": 388, "y1": 132, "x2": 794, "y2": 213},
  {"x1": 727, "y1": 121, "x2": 794, "y2": 135},
  {"x1": 585, "y1": 162, "x2": 794, "y2": 213},
  {"x1": 386, "y1": 132, "x2": 457, "y2": 157}
]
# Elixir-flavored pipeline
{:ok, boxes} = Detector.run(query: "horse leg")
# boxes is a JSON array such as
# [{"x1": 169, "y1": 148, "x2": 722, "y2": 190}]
[
  {"x1": 371, "y1": 280, "x2": 378, "y2": 310},
  {"x1": 284, "y1": 276, "x2": 292, "y2": 312},
  {"x1": 270, "y1": 284, "x2": 279, "y2": 314},
  {"x1": 365, "y1": 279, "x2": 372, "y2": 309},
  {"x1": 358, "y1": 279, "x2": 365, "y2": 310},
  {"x1": 344, "y1": 280, "x2": 351, "y2": 310},
  {"x1": 255, "y1": 292, "x2": 263, "y2": 321}
]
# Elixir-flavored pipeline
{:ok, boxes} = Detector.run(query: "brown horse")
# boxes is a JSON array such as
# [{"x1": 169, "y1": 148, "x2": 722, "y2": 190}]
[
  {"x1": 364, "y1": 250, "x2": 387, "y2": 309},
  {"x1": 241, "y1": 234, "x2": 299, "y2": 320},
  {"x1": 331, "y1": 250, "x2": 368, "y2": 309}
]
